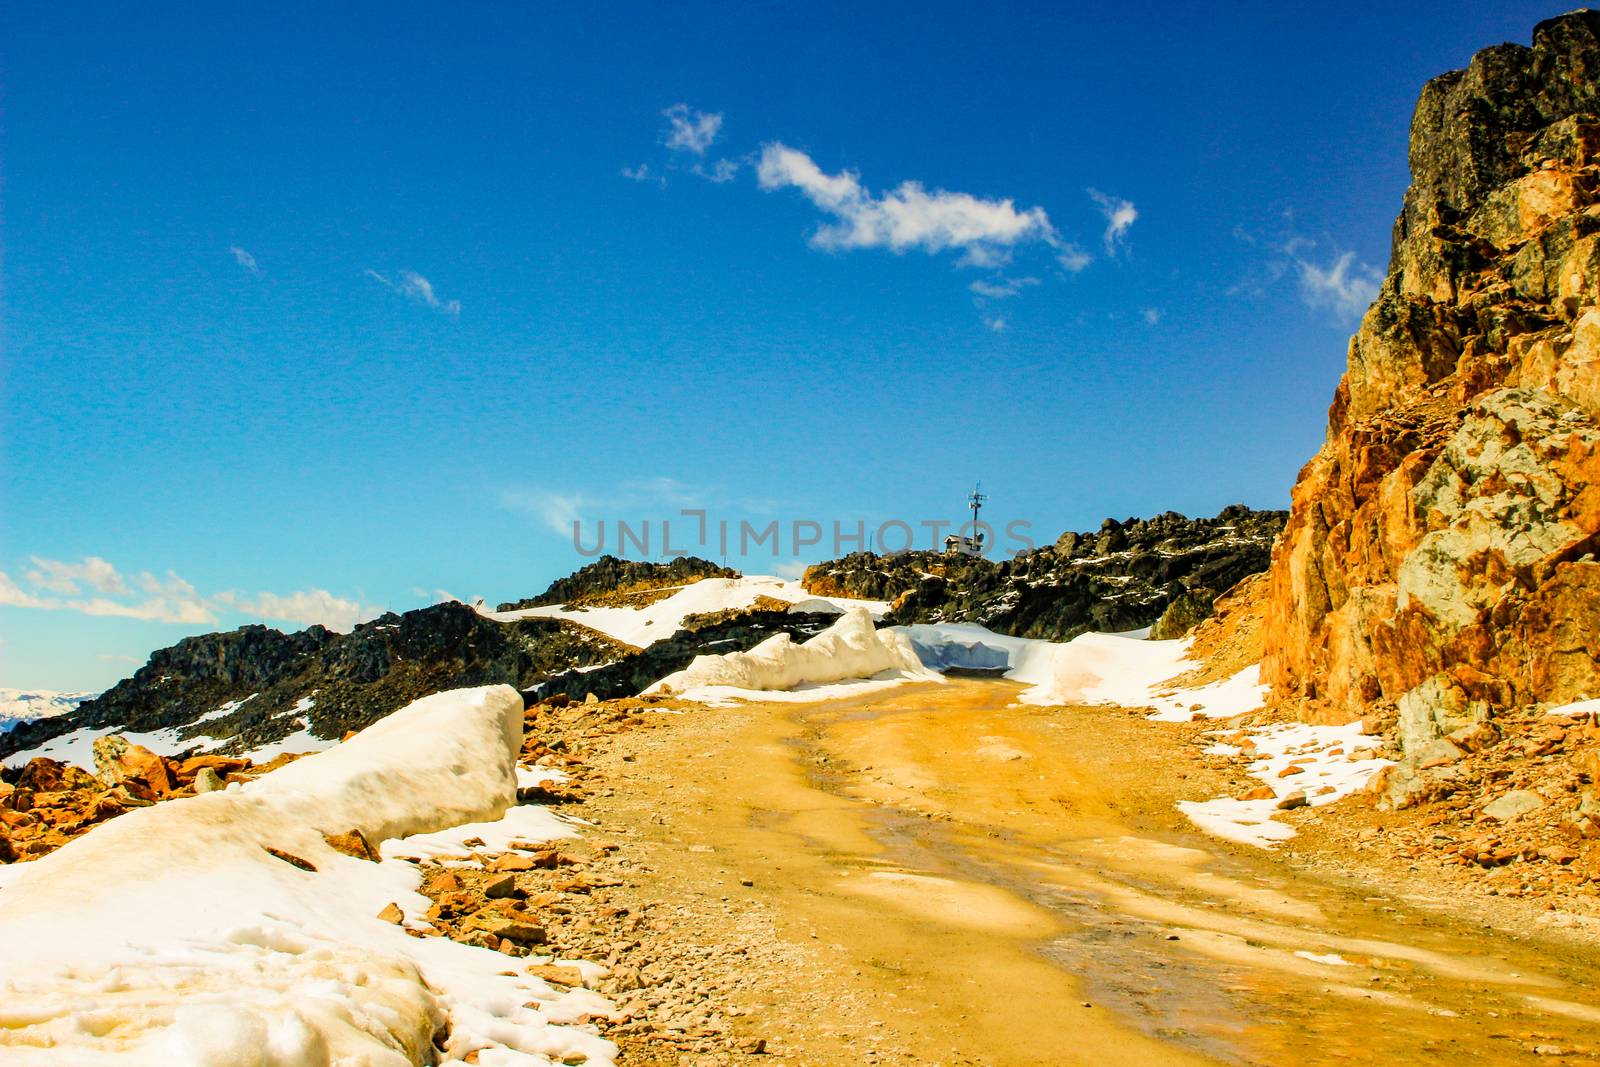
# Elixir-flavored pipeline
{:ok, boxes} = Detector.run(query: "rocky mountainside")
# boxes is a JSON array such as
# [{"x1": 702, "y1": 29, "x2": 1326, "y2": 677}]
[
  {"x1": 1262, "y1": 12, "x2": 1600, "y2": 757},
  {"x1": 0, "y1": 603, "x2": 629, "y2": 761},
  {"x1": 803, "y1": 505, "x2": 1286, "y2": 641},
  {"x1": 497, "y1": 556, "x2": 736, "y2": 612}
]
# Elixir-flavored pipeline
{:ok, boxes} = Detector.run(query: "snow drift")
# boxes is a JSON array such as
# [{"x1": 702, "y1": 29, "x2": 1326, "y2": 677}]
[
  {"x1": 646, "y1": 607, "x2": 939, "y2": 698},
  {"x1": 0, "y1": 684, "x2": 614, "y2": 1067}
]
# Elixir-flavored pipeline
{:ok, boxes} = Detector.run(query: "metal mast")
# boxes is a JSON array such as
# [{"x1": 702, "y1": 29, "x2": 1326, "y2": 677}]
[{"x1": 969, "y1": 483, "x2": 987, "y2": 535}]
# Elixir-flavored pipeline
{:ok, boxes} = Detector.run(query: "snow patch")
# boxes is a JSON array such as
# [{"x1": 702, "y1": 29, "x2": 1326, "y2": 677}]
[
  {"x1": 0, "y1": 684, "x2": 616, "y2": 1066},
  {"x1": 1179, "y1": 721, "x2": 1391, "y2": 849}
]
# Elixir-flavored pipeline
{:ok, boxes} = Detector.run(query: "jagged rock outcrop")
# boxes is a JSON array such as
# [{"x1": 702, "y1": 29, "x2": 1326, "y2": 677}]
[
  {"x1": 0, "y1": 603, "x2": 628, "y2": 761},
  {"x1": 1263, "y1": 14, "x2": 1600, "y2": 748},
  {"x1": 497, "y1": 556, "x2": 736, "y2": 612},
  {"x1": 804, "y1": 505, "x2": 1285, "y2": 642},
  {"x1": 531, "y1": 610, "x2": 843, "y2": 702}
]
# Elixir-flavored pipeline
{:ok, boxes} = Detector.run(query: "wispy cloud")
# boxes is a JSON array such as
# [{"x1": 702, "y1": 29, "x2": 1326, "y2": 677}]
[
  {"x1": 984, "y1": 316, "x2": 1007, "y2": 333},
  {"x1": 1297, "y1": 251, "x2": 1382, "y2": 321},
  {"x1": 1231, "y1": 214, "x2": 1383, "y2": 324},
  {"x1": 228, "y1": 245, "x2": 261, "y2": 276},
  {"x1": 969, "y1": 276, "x2": 1040, "y2": 300},
  {"x1": 23, "y1": 555, "x2": 128, "y2": 596},
  {"x1": 693, "y1": 157, "x2": 741, "y2": 184},
  {"x1": 756, "y1": 143, "x2": 1059, "y2": 266},
  {"x1": 662, "y1": 103, "x2": 723, "y2": 155},
  {"x1": 1, "y1": 556, "x2": 378, "y2": 631},
  {"x1": 502, "y1": 476, "x2": 768, "y2": 540},
  {"x1": 365, "y1": 269, "x2": 461, "y2": 316},
  {"x1": 1, "y1": 561, "x2": 214, "y2": 624},
  {"x1": 1057, "y1": 244, "x2": 1093, "y2": 273},
  {"x1": 622, "y1": 163, "x2": 665, "y2": 185},
  {"x1": 1088, "y1": 189, "x2": 1137, "y2": 254},
  {"x1": 1141, "y1": 307, "x2": 1162, "y2": 325}
]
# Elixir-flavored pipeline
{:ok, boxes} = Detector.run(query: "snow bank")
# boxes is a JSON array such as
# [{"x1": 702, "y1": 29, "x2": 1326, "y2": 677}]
[
  {"x1": 491, "y1": 575, "x2": 890, "y2": 647},
  {"x1": 0, "y1": 684, "x2": 616, "y2": 1067},
  {"x1": 646, "y1": 607, "x2": 940, "y2": 701},
  {"x1": 1008, "y1": 632, "x2": 1266, "y2": 719},
  {"x1": 1179, "y1": 721, "x2": 1391, "y2": 849}
]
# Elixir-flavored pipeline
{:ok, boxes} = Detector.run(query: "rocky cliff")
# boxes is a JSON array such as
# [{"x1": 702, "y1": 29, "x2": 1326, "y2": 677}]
[
  {"x1": 804, "y1": 505, "x2": 1286, "y2": 642},
  {"x1": 0, "y1": 603, "x2": 629, "y2": 761},
  {"x1": 1263, "y1": 13, "x2": 1600, "y2": 749}
]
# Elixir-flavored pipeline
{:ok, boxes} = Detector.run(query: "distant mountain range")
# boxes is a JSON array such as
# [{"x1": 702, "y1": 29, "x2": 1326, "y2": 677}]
[{"x1": 0, "y1": 689, "x2": 97, "y2": 734}]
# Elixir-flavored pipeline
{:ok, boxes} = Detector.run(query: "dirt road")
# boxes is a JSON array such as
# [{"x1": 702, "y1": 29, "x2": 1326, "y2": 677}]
[{"x1": 571, "y1": 679, "x2": 1600, "y2": 1065}]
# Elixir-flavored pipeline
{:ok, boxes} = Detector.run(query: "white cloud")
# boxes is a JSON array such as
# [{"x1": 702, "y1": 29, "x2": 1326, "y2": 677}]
[
  {"x1": 228, "y1": 245, "x2": 261, "y2": 276},
  {"x1": 772, "y1": 560, "x2": 810, "y2": 580},
  {"x1": 663, "y1": 104, "x2": 723, "y2": 155},
  {"x1": 232, "y1": 589, "x2": 371, "y2": 632},
  {"x1": 622, "y1": 163, "x2": 665, "y2": 185},
  {"x1": 1088, "y1": 189, "x2": 1137, "y2": 254},
  {"x1": 365, "y1": 269, "x2": 461, "y2": 316},
  {"x1": 2, "y1": 557, "x2": 379, "y2": 631},
  {"x1": 985, "y1": 316, "x2": 1007, "y2": 332},
  {"x1": 0, "y1": 571, "x2": 55, "y2": 610},
  {"x1": 1297, "y1": 251, "x2": 1382, "y2": 321},
  {"x1": 1057, "y1": 244, "x2": 1092, "y2": 272},
  {"x1": 3, "y1": 559, "x2": 213, "y2": 623},
  {"x1": 756, "y1": 143, "x2": 1059, "y2": 268},
  {"x1": 1141, "y1": 307, "x2": 1162, "y2": 325},
  {"x1": 23, "y1": 556, "x2": 128, "y2": 596},
  {"x1": 969, "y1": 276, "x2": 1040, "y2": 300},
  {"x1": 693, "y1": 157, "x2": 741, "y2": 183}
]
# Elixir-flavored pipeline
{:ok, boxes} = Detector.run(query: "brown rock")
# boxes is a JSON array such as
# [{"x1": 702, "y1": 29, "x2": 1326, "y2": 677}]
[
  {"x1": 16, "y1": 758, "x2": 95, "y2": 793},
  {"x1": 263, "y1": 846, "x2": 317, "y2": 872},
  {"x1": 377, "y1": 902, "x2": 405, "y2": 924},
  {"x1": 464, "y1": 903, "x2": 547, "y2": 945},
  {"x1": 525, "y1": 963, "x2": 585, "y2": 987},
  {"x1": 484, "y1": 873, "x2": 518, "y2": 899},
  {"x1": 322, "y1": 829, "x2": 380, "y2": 862},
  {"x1": 175, "y1": 755, "x2": 250, "y2": 781},
  {"x1": 1277, "y1": 765, "x2": 1306, "y2": 778},
  {"x1": 1239, "y1": 785, "x2": 1276, "y2": 801},
  {"x1": 93, "y1": 736, "x2": 174, "y2": 795}
]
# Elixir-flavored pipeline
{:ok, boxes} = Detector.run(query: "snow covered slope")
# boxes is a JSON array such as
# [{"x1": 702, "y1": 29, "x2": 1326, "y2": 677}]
[
  {"x1": 0, "y1": 685, "x2": 615, "y2": 1066},
  {"x1": 491, "y1": 575, "x2": 889, "y2": 648},
  {"x1": 0, "y1": 688, "x2": 95, "y2": 734},
  {"x1": 647, "y1": 607, "x2": 939, "y2": 702},
  {"x1": 899, "y1": 622, "x2": 1267, "y2": 720}
]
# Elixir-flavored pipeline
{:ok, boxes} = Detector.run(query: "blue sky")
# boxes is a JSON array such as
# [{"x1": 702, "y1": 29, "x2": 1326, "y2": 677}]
[{"x1": 0, "y1": 1, "x2": 1576, "y2": 691}]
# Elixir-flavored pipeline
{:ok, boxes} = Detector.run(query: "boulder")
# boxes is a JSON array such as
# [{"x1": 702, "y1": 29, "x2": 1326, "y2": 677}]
[
  {"x1": 92, "y1": 735, "x2": 173, "y2": 795},
  {"x1": 1483, "y1": 789, "x2": 1546, "y2": 821}
]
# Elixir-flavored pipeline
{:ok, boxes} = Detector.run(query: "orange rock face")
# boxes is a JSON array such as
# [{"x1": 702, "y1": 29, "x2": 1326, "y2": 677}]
[{"x1": 1263, "y1": 13, "x2": 1600, "y2": 733}]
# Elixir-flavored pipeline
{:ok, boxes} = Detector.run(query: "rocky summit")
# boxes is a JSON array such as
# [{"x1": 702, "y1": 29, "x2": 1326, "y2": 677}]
[
  {"x1": 497, "y1": 555, "x2": 736, "y2": 613},
  {"x1": 1262, "y1": 12, "x2": 1600, "y2": 749},
  {"x1": 803, "y1": 505, "x2": 1286, "y2": 642}
]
